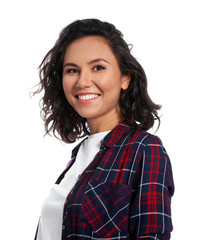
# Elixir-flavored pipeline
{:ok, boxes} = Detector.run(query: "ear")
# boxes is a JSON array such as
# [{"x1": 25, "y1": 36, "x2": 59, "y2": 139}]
[{"x1": 121, "y1": 73, "x2": 131, "y2": 90}]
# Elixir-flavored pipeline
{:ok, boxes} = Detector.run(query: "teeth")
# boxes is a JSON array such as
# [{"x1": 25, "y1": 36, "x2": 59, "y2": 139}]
[{"x1": 78, "y1": 94, "x2": 99, "y2": 100}]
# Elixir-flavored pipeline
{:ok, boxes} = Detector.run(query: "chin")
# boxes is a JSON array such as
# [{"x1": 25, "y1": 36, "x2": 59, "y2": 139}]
[{"x1": 76, "y1": 109, "x2": 102, "y2": 119}]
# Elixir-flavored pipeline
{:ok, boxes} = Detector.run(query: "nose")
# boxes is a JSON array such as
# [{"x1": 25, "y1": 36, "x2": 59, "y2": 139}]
[{"x1": 75, "y1": 69, "x2": 92, "y2": 89}]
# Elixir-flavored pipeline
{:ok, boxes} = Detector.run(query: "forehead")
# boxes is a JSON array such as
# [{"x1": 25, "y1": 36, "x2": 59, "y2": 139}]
[{"x1": 63, "y1": 36, "x2": 116, "y2": 63}]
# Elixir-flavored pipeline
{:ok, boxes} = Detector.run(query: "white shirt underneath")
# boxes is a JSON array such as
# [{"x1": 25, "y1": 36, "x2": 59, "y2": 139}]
[{"x1": 36, "y1": 130, "x2": 110, "y2": 240}]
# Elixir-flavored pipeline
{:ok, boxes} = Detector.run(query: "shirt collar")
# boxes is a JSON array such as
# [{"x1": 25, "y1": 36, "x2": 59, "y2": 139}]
[
  {"x1": 100, "y1": 118, "x2": 133, "y2": 149},
  {"x1": 71, "y1": 119, "x2": 134, "y2": 158}
]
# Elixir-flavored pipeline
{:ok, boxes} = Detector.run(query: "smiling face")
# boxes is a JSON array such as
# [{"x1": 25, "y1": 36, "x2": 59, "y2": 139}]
[{"x1": 62, "y1": 36, "x2": 130, "y2": 131}]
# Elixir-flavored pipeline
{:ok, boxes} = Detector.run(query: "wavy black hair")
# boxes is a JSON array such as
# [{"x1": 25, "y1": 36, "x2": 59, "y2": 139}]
[{"x1": 34, "y1": 18, "x2": 161, "y2": 143}]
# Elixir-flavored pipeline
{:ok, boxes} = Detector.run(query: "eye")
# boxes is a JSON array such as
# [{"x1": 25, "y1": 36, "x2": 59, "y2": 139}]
[
  {"x1": 66, "y1": 68, "x2": 79, "y2": 74},
  {"x1": 93, "y1": 65, "x2": 105, "y2": 71}
]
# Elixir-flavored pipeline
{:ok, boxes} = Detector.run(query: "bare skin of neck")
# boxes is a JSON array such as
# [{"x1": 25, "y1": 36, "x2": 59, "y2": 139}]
[{"x1": 87, "y1": 107, "x2": 123, "y2": 135}]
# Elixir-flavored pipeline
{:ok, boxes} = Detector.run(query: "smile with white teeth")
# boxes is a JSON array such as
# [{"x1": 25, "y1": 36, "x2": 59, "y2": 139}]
[{"x1": 77, "y1": 94, "x2": 99, "y2": 100}]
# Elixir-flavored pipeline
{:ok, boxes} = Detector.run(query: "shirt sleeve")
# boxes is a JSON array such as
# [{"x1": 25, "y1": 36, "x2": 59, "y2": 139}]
[{"x1": 129, "y1": 137, "x2": 174, "y2": 239}]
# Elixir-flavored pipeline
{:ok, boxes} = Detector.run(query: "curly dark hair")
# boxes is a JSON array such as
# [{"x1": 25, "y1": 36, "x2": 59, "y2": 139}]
[{"x1": 34, "y1": 18, "x2": 161, "y2": 143}]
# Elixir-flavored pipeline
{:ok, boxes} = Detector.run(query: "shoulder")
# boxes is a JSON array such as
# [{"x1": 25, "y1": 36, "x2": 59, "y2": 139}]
[{"x1": 116, "y1": 125, "x2": 164, "y2": 151}]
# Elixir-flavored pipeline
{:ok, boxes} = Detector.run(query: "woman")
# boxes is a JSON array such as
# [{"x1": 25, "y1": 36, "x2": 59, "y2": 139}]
[{"x1": 34, "y1": 18, "x2": 174, "y2": 240}]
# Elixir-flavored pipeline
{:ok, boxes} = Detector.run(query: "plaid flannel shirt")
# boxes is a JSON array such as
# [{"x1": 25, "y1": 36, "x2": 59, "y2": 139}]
[{"x1": 36, "y1": 119, "x2": 174, "y2": 240}]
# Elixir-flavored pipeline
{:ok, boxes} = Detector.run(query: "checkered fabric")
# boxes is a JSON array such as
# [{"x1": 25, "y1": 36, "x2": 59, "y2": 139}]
[{"x1": 36, "y1": 119, "x2": 174, "y2": 240}]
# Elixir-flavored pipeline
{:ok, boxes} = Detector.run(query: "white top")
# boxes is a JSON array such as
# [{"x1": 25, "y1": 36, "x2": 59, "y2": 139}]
[{"x1": 36, "y1": 130, "x2": 110, "y2": 240}]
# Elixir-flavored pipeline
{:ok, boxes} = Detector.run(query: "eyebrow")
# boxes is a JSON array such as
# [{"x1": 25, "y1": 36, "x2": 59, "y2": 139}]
[
  {"x1": 88, "y1": 58, "x2": 109, "y2": 65},
  {"x1": 63, "y1": 58, "x2": 109, "y2": 68}
]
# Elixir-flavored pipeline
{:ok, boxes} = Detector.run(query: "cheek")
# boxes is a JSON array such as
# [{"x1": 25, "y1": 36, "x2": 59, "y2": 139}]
[
  {"x1": 62, "y1": 78, "x2": 68, "y2": 93},
  {"x1": 100, "y1": 71, "x2": 122, "y2": 90},
  {"x1": 101, "y1": 74, "x2": 122, "y2": 97},
  {"x1": 62, "y1": 78, "x2": 73, "y2": 95},
  {"x1": 62, "y1": 79, "x2": 74, "y2": 103}
]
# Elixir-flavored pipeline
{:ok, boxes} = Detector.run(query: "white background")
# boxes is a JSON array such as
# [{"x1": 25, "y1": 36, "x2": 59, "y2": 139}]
[{"x1": 1, "y1": 0, "x2": 206, "y2": 239}]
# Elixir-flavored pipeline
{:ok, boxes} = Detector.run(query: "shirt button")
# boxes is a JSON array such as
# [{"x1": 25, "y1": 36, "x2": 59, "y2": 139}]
[
  {"x1": 62, "y1": 225, "x2": 65, "y2": 230},
  {"x1": 78, "y1": 174, "x2": 81, "y2": 180}
]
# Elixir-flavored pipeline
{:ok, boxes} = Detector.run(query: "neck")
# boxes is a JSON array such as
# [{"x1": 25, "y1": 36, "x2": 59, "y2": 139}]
[{"x1": 87, "y1": 111, "x2": 123, "y2": 135}]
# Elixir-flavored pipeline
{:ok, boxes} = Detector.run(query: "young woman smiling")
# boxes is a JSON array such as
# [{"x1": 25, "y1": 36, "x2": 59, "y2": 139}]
[
  {"x1": 62, "y1": 36, "x2": 130, "y2": 134},
  {"x1": 34, "y1": 19, "x2": 174, "y2": 240}
]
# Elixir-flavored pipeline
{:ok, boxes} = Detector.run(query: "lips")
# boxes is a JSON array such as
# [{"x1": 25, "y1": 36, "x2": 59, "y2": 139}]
[
  {"x1": 75, "y1": 93, "x2": 101, "y2": 103},
  {"x1": 77, "y1": 94, "x2": 99, "y2": 100}
]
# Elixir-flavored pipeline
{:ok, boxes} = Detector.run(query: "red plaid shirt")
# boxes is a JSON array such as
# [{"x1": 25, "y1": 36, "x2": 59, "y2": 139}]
[{"x1": 36, "y1": 119, "x2": 174, "y2": 240}]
